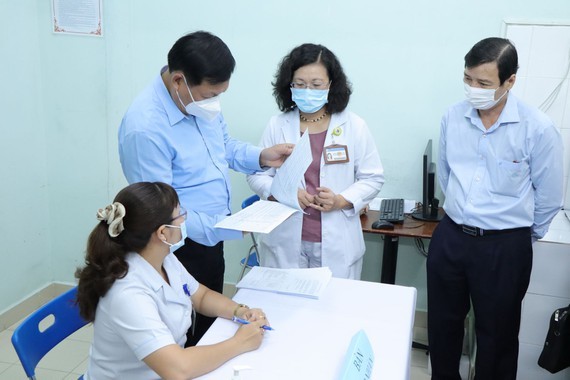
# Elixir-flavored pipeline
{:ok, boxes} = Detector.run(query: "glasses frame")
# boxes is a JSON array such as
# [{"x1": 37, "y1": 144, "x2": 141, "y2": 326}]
[
  {"x1": 289, "y1": 80, "x2": 332, "y2": 90},
  {"x1": 166, "y1": 206, "x2": 187, "y2": 224}
]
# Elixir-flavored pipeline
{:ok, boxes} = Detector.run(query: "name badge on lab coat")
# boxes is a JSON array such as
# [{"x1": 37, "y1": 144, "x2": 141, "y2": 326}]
[{"x1": 324, "y1": 144, "x2": 349, "y2": 164}]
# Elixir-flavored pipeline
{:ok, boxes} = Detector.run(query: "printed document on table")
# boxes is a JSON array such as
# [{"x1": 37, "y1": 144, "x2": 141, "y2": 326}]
[
  {"x1": 214, "y1": 200, "x2": 298, "y2": 234},
  {"x1": 236, "y1": 266, "x2": 333, "y2": 299},
  {"x1": 270, "y1": 131, "x2": 312, "y2": 211}
]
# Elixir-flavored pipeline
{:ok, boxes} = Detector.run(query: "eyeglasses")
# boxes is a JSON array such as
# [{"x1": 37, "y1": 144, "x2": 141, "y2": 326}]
[
  {"x1": 169, "y1": 206, "x2": 187, "y2": 223},
  {"x1": 178, "y1": 206, "x2": 188, "y2": 220},
  {"x1": 290, "y1": 81, "x2": 331, "y2": 90}
]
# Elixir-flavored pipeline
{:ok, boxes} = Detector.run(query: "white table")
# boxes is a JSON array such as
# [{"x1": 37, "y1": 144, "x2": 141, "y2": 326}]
[{"x1": 196, "y1": 278, "x2": 417, "y2": 380}]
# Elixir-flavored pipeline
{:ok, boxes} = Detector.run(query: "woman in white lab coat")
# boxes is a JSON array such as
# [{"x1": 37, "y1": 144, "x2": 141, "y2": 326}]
[{"x1": 247, "y1": 43, "x2": 384, "y2": 279}]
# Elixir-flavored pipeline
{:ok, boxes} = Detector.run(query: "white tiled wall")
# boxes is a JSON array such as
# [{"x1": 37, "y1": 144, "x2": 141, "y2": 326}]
[
  {"x1": 505, "y1": 22, "x2": 570, "y2": 380},
  {"x1": 518, "y1": 239, "x2": 570, "y2": 379},
  {"x1": 505, "y1": 22, "x2": 570, "y2": 198}
]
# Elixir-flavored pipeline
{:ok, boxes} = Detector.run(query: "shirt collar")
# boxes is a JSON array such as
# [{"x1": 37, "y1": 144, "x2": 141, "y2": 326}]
[
  {"x1": 497, "y1": 93, "x2": 520, "y2": 124},
  {"x1": 127, "y1": 252, "x2": 189, "y2": 306},
  {"x1": 126, "y1": 252, "x2": 164, "y2": 292},
  {"x1": 153, "y1": 66, "x2": 186, "y2": 127}
]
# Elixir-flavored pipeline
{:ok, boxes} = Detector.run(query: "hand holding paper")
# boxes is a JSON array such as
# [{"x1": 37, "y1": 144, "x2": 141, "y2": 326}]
[
  {"x1": 270, "y1": 131, "x2": 312, "y2": 211},
  {"x1": 214, "y1": 132, "x2": 313, "y2": 234},
  {"x1": 260, "y1": 143, "x2": 294, "y2": 168}
]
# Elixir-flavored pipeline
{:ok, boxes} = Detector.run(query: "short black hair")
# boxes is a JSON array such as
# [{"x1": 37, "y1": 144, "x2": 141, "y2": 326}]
[
  {"x1": 168, "y1": 31, "x2": 236, "y2": 86},
  {"x1": 464, "y1": 37, "x2": 519, "y2": 85},
  {"x1": 272, "y1": 43, "x2": 352, "y2": 114}
]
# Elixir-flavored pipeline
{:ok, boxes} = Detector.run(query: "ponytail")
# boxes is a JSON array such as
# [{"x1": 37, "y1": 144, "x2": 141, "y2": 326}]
[
  {"x1": 76, "y1": 222, "x2": 128, "y2": 321},
  {"x1": 75, "y1": 182, "x2": 179, "y2": 322}
]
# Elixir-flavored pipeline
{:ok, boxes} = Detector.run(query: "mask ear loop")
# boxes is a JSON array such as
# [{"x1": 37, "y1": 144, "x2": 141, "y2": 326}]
[
  {"x1": 162, "y1": 224, "x2": 183, "y2": 247},
  {"x1": 495, "y1": 86, "x2": 509, "y2": 103},
  {"x1": 182, "y1": 75, "x2": 197, "y2": 103},
  {"x1": 175, "y1": 74, "x2": 195, "y2": 109}
]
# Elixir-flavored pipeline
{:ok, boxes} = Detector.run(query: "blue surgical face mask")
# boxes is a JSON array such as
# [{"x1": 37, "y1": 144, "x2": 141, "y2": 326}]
[
  {"x1": 291, "y1": 88, "x2": 329, "y2": 113},
  {"x1": 163, "y1": 221, "x2": 187, "y2": 254}
]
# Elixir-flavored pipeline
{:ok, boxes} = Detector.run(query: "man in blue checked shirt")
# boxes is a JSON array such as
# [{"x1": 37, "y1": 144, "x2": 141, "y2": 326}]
[
  {"x1": 118, "y1": 31, "x2": 292, "y2": 346},
  {"x1": 427, "y1": 37, "x2": 563, "y2": 380}
]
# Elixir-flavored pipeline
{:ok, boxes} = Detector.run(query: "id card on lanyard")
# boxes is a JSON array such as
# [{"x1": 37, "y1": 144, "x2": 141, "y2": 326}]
[{"x1": 323, "y1": 125, "x2": 349, "y2": 164}]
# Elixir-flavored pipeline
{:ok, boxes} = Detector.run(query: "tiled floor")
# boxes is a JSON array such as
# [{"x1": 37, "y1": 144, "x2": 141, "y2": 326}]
[
  {"x1": 0, "y1": 316, "x2": 433, "y2": 379},
  {"x1": 0, "y1": 317, "x2": 92, "y2": 379}
]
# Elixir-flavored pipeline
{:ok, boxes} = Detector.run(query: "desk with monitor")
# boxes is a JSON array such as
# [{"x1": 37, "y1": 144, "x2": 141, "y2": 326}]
[
  {"x1": 195, "y1": 277, "x2": 417, "y2": 380},
  {"x1": 363, "y1": 140, "x2": 445, "y2": 285},
  {"x1": 361, "y1": 210, "x2": 441, "y2": 284}
]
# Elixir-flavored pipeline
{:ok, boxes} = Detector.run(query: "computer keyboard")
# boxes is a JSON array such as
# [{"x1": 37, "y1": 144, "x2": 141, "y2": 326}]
[{"x1": 378, "y1": 198, "x2": 405, "y2": 223}]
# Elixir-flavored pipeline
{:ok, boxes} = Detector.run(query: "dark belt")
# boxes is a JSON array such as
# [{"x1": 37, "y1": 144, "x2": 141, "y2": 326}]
[{"x1": 448, "y1": 217, "x2": 529, "y2": 237}]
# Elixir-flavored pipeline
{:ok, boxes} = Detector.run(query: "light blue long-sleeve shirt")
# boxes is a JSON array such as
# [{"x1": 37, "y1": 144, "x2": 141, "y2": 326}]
[
  {"x1": 118, "y1": 70, "x2": 262, "y2": 246},
  {"x1": 439, "y1": 93, "x2": 563, "y2": 240}
]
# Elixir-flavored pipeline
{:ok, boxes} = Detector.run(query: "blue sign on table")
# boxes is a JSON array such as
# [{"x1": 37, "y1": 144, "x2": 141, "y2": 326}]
[{"x1": 338, "y1": 329, "x2": 374, "y2": 380}]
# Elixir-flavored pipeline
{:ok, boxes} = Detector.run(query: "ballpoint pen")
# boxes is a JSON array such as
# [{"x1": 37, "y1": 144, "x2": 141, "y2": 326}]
[{"x1": 232, "y1": 316, "x2": 275, "y2": 331}]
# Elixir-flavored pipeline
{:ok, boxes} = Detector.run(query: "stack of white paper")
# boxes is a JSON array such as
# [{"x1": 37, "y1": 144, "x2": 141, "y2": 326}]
[
  {"x1": 214, "y1": 131, "x2": 313, "y2": 234},
  {"x1": 236, "y1": 266, "x2": 333, "y2": 299},
  {"x1": 214, "y1": 200, "x2": 298, "y2": 234}
]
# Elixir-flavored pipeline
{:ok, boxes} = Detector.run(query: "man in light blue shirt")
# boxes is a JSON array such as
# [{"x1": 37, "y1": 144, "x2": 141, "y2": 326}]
[
  {"x1": 118, "y1": 31, "x2": 292, "y2": 346},
  {"x1": 427, "y1": 37, "x2": 563, "y2": 380}
]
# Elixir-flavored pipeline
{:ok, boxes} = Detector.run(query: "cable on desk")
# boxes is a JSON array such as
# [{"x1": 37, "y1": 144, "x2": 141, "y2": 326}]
[
  {"x1": 414, "y1": 237, "x2": 428, "y2": 257},
  {"x1": 400, "y1": 203, "x2": 426, "y2": 230},
  {"x1": 401, "y1": 214, "x2": 425, "y2": 230},
  {"x1": 411, "y1": 203, "x2": 422, "y2": 214}
]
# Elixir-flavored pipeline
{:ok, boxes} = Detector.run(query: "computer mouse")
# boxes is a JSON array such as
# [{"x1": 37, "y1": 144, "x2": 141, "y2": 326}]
[{"x1": 372, "y1": 220, "x2": 395, "y2": 230}]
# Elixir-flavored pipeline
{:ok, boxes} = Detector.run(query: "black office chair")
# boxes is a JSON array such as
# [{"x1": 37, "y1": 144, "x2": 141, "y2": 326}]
[{"x1": 238, "y1": 194, "x2": 261, "y2": 280}]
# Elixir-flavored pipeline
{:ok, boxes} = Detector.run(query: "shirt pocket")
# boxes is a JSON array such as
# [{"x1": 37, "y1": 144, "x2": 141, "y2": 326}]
[{"x1": 491, "y1": 159, "x2": 530, "y2": 197}]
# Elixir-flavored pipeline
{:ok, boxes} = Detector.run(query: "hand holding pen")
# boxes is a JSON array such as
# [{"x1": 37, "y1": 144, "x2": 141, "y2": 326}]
[{"x1": 233, "y1": 316, "x2": 274, "y2": 331}]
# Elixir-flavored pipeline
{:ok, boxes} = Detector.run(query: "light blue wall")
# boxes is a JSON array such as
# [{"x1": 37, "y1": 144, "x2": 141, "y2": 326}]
[
  {"x1": 0, "y1": 1, "x2": 53, "y2": 310},
  {"x1": 1, "y1": 0, "x2": 569, "y2": 313}
]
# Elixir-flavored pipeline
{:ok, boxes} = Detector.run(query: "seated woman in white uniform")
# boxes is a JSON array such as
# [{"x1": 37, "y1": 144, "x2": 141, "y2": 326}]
[{"x1": 76, "y1": 182, "x2": 268, "y2": 380}]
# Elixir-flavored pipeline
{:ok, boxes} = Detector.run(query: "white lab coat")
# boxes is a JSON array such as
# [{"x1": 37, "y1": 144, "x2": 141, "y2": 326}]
[{"x1": 247, "y1": 109, "x2": 384, "y2": 279}]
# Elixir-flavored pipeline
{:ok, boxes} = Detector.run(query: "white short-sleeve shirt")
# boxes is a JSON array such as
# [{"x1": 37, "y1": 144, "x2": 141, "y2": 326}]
[{"x1": 84, "y1": 252, "x2": 200, "y2": 380}]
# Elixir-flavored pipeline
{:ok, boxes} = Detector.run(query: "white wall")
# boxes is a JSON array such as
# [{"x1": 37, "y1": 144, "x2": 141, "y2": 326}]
[
  {"x1": 2, "y1": 0, "x2": 570, "y2": 314},
  {"x1": 505, "y1": 22, "x2": 570, "y2": 194}
]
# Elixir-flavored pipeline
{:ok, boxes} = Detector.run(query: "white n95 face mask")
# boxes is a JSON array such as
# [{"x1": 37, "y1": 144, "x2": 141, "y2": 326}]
[
  {"x1": 464, "y1": 82, "x2": 508, "y2": 110},
  {"x1": 177, "y1": 76, "x2": 222, "y2": 122}
]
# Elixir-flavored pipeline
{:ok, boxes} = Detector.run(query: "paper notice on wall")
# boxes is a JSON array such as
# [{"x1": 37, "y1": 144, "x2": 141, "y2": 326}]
[{"x1": 52, "y1": 0, "x2": 103, "y2": 36}]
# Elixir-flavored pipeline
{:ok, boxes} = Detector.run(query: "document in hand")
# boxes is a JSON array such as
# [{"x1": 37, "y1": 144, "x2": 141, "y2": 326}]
[
  {"x1": 236, "y1": 266, "x2": 333, "y2": 299},
  {"x1": 214, "y1": 200, "x2": 299, "y2": 234},
  {"x1": 215, "y1": 132, "x2": 313, "y2": 234},
  {"x1": 270, "y1": 130, "x2": 312, "y2": 211}
]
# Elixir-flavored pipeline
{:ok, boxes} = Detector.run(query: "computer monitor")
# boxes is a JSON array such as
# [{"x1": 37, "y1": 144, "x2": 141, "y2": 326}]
[{"x1": 412, "y1": 139, "x2": 444, "y2": 222}]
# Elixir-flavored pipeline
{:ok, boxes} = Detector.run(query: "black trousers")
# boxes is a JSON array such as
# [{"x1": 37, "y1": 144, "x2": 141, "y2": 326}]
[
  {"x1": 174, "y1": 238, "x2": 225, "y2": 347},
  {"x1": 427, "y1": 215, "x2": 532, "y2": 380}
]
